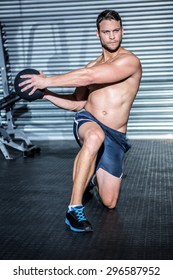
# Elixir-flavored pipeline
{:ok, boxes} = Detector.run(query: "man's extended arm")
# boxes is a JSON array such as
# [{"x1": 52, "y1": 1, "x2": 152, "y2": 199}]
[{"x1": 19, "y1": 53, "x2": 141, "y2": 95}]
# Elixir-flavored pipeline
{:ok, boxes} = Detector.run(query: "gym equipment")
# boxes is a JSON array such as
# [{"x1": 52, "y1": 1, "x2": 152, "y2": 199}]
[
  {"x1": 0, "y1": 23, "x2": 41, "y2": 159},
  {"x1": 0, "y1": 92, "x2": 41, "y2": 159},
  {"x1": 14, "y1": 68, "x2": 44, "y2": 101}
]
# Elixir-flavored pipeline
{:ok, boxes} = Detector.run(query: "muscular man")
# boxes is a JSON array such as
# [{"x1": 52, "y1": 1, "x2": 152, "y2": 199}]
[{"x1": 19, "y1": 10, "x2": 142, "y2": 233}]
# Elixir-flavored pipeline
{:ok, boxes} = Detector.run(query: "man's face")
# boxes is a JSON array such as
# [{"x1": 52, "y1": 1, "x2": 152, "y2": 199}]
[{"x1": 97, "y1": 19, "x2": 123, "y2": 53}]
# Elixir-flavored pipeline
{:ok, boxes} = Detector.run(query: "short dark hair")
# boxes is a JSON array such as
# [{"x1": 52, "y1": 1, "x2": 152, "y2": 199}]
[{"x1": 96, "y1": 10, "x2": 122, "y2": 30}]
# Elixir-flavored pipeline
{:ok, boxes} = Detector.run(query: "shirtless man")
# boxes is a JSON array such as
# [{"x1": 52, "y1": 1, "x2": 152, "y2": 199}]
[{"x1": 19, "y1": 10, "x2": 142, "y2": 233}]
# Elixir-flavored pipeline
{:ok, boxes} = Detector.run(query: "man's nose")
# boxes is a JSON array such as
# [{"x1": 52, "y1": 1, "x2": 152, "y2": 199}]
[{"x1": 109, "y1": 31, "x2": 115, "y2": 39}]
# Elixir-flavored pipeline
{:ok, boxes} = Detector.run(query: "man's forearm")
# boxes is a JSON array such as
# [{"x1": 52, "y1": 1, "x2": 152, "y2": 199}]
[
  {"x1": 43, "y1": 89, "x2": 84, "y2": 111},
  {"x1": 45, "y1": 68, "x2": 93, "y2": 88}
]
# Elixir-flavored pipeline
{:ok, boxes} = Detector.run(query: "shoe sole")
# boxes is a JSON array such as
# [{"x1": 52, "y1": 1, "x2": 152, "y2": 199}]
[{"x1": 65, "y1": 218, "x2": 93, "y2": 233}]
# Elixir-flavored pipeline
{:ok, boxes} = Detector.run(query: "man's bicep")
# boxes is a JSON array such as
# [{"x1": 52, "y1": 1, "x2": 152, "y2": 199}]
[{"x1": 91, "y1": 55, "x2": 141, "y2": 84}]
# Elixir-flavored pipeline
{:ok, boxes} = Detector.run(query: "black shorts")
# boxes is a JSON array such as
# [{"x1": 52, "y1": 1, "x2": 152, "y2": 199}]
[{"x1": 73, "y1": 111, "x2": 131, "y2": 178}]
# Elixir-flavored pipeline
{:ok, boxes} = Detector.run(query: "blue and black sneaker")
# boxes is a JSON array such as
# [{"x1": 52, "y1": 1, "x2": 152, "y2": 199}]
[{"x1": 65, "y1": 205, "x2": 93, "y2": 232}]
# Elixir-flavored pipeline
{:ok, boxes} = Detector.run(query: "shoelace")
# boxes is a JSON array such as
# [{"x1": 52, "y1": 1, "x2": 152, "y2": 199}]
[{"x1": 74, "y1": 207, "x2": 86, "y2": 222}]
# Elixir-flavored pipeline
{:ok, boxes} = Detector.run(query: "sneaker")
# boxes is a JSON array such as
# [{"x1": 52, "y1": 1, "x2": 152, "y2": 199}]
[{"x1": 65, "y1": 205, "x2": 93, "y2": 232}]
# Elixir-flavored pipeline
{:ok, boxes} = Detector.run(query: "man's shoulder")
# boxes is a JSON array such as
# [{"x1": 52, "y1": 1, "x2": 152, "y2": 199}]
[
  {"x1": 114, "y1": 48, "x2": 141, "y2": 71},
  {"x1": 119, "y1": 48, "x2": 141, "y2": 63}
]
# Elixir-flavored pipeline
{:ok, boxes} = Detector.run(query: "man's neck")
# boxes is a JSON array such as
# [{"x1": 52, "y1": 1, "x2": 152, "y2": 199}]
[{"x1": 102, "y1": 47, "x2": 122, "y2": 62}]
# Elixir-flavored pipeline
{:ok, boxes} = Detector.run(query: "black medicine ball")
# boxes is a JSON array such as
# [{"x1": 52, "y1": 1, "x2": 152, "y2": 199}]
[{"x1": 14, "y1": 68, "x2": 44, "y2": 101}]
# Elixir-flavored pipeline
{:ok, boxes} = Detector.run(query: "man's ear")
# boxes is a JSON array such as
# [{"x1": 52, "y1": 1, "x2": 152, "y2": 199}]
[
  {"x1": 96, "y1": 30, "x2": 100, "y2": 38},
  {"x1": 122, "y1": 27, "x2": 124, "y2": 37}
]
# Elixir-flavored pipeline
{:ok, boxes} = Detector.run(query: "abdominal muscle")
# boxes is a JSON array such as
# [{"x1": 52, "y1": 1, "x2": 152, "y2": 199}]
[{"x1": 84, "y1": 87, "x2": 131, "y2": 133}]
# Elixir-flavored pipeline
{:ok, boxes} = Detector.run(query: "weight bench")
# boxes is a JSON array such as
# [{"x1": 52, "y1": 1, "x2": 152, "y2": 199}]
[{"x1": 0, "y1": 92, "x2": 40, "y2": 159}]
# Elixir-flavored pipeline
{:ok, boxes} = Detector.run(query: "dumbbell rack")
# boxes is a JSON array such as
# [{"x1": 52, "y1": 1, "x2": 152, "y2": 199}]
[{"x1": 0, "y1": 23, "x2": 40, "y2": 159}]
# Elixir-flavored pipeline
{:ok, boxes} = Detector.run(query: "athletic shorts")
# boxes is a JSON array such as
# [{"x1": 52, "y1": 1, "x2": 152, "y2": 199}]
[{"x1": 73, "y1": 111, "x2": 131, "y2": 178}]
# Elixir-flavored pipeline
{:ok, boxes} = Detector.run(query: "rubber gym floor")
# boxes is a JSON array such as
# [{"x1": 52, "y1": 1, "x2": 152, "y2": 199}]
[{"x1": 0, "y1": 139, "x2": 173, "y2": 260}]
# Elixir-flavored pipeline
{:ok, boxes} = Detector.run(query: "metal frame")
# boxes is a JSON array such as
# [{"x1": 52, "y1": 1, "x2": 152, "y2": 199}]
[{"x1": 0, "y1": 23, "x2": 40, "y2": 159}]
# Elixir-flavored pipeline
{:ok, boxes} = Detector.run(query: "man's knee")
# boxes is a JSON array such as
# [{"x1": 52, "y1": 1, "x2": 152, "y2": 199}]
[
  {"x1": 101, "y1": 196, "x2": 118, "y2": 209},
  {"x1": 84, "y1": 130, "x2": 105, "y2": 153},
  {"x1": 98, "y1": 185, "x2": 120, "y2": 209},
  {"x1": 88, "y1": 129, "x2": 104, "y2": 143}
]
